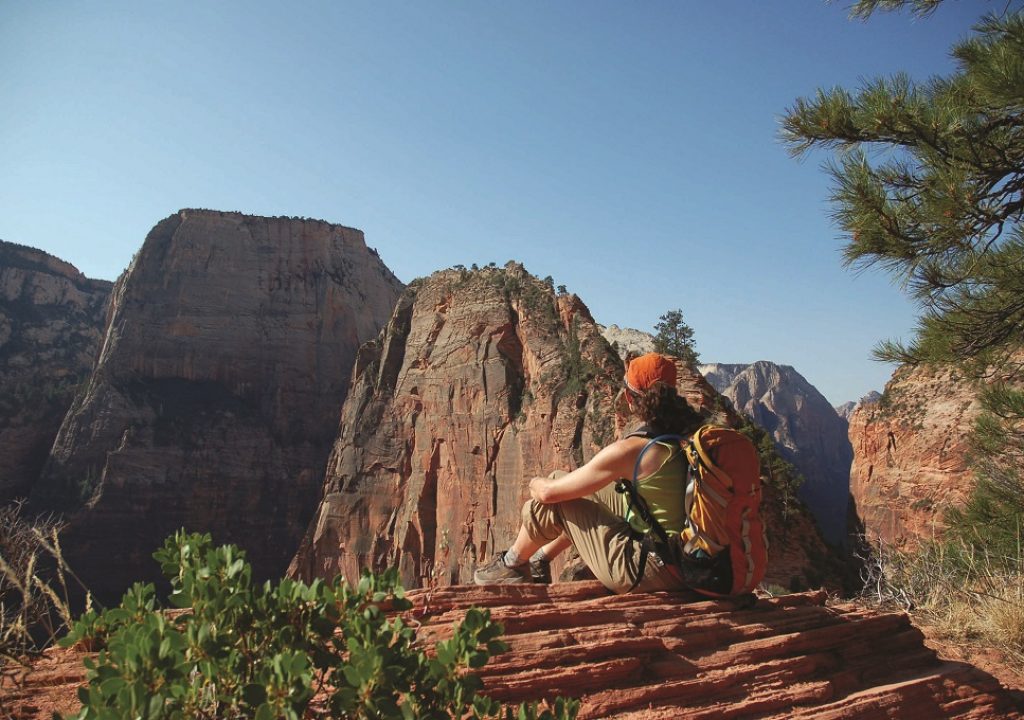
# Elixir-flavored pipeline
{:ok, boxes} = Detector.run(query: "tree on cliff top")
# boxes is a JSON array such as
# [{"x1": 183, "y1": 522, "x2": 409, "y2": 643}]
[
  {"x1": 653, "y1": 309, "x2": 700, "y2": 367},
  {"x1": 782, "y1": 2, "x2": 1024, "y2": 561}
]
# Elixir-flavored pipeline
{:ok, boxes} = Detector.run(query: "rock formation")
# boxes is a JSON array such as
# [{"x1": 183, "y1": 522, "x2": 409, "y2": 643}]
[
  {"x1": 32, "y1": 210, "x2": 403, "y2": 601},
  {"x1": 412, "y1": 583, "x2": 1023, "y2": 719},
  {"x1": 699, "y1": 361, "x2": 853, "y2": 546},
  {"x1": 836, "y1": 391, "x2": 882, "y2": 422},
  {"x1": 6, "y1": 583, "x2": 1021, "y2": 718},
  {"x1": 289, "y1": 264, "x2": 624, "y2": 589},
  {"x1": 848, "y1": 364, "x2": 985, "y2": 549},
  {"x1": 0, "y1": 242, "x2": 112, "y2": 503},
  {"x1": 291, "y1": 266, "x2": 836, "y2": 592},
  {"x1": 598, "y1": 323, "x2": 655, "y2": 358}
]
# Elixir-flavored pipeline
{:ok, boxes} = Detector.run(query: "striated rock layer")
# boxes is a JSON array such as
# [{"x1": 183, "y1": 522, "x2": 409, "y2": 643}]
[
  {"x1": 409, "y1": 582, "x2": 1023, "y2": 719},
  {"x1": 847, "y1": 364, "x2": 986, "y2": 549},
  {"x1": 0, "y1": 242, "x2": 112, "y2": 503},
  {"x1": 6, "y1": 583, "x2": 1020, "y2": 719},
  {"x1": 33, "y1": 210, "x2": 403, "y2": 601},
  {"x1": 291, "y1": 266, "x2": 836, "y2": 592},
  {"x1": 699, "y1": 362, "x2": 854, "y2": 546}
]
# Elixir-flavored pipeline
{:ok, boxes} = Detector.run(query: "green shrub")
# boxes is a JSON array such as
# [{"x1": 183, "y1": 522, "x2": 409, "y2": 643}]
[{"x1": 61, "y1": 531, "x2": 578, "y2": 720}]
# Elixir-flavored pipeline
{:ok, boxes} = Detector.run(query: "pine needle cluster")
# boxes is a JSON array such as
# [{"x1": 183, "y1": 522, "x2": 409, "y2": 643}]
[{"x1": 784, "y1": 0, "x2": 1024, "y2": 661}]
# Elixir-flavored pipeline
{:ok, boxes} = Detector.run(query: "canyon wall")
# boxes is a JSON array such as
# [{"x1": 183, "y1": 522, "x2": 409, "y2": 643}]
[
  {"x1": 0, "y1": 242, "x2": 112, "y2": 503},
  {"x1": 33, "y1": 210, "x2": 403, "y2": 601},
  {"x1": 291, "y1": 266, "x2": 835, "y2": 592},
  {"x1": 847, "y1": 364, "x2": 984, "y2": 549}
]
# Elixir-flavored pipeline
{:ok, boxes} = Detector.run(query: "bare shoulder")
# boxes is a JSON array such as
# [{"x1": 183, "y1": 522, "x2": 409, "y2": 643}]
[{"x1": 587, "y1": 436, "x2": 647, "y2": 473}]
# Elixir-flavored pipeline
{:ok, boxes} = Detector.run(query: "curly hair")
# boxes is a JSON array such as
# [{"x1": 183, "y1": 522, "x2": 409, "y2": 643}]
[{"x1": 629, "y1": 381, "x2": 705, "y2": 436}]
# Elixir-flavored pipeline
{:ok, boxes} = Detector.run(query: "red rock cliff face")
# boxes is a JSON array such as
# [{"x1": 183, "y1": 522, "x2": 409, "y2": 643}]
[
  {"x1": 33, "y1": 210, "x2": 403, "y2": 601},
  {"x1": 290, "y1": 265, "x2": 835, "y2": 592},
  {"x1": 0, "y1": 242, "x2": 112, "y2": 503},
  {"x1": 289, "y1": 265, "x2": 624, "y2": 588},
  {"x1": 848, "y1": 363, "x2": 983, "y2": 549}
]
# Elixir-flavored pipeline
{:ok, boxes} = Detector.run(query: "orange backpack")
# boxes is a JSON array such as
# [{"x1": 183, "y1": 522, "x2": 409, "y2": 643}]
[{"x1": 619, "y1": 425, "x2": 769, "y2": 598}]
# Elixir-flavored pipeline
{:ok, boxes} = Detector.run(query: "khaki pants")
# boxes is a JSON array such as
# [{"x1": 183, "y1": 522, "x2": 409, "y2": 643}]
[{"x1": 521, "y1": 472, "x2": 687, "y2": 594}]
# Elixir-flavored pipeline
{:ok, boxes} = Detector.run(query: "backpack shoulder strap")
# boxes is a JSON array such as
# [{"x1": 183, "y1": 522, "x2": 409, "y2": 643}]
[{"x1": 625, "y1": 424, "x2": 657, "y2": 439}]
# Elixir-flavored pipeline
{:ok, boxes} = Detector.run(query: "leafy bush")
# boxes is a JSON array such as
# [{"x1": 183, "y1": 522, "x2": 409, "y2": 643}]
[{"x1": 61, "y1": 531, "x2": 579, "y2": 720}]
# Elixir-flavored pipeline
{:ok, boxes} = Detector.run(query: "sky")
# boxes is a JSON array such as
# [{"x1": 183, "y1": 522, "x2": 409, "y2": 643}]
[{"x1": 0, "y1": 1, "x2": 995, "y2": 405}]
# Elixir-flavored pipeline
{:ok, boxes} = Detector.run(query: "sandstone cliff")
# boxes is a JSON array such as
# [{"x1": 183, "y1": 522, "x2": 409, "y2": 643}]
[
  {"x1": 291, "y1": 266, "x2": 835, "y2": 592},
  {"x1": 836, "y1": 391, "x2": 882, "y2": 422},
  {"x1": 848, "y1": 364, "x2": 985, "y2": 549},
  {"x1": 33, "y1": 210, "x2": 403, "y2": 601},
  {"x1": 699, "y1": 361, "x2": 853, "y2": 546},
  {"x1": 0, "y1": 242, "x2": 112, "y2": 503}
]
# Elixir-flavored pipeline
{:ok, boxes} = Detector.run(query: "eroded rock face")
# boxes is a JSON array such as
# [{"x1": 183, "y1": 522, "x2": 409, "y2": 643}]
[
  {"x1": 291, "y1": 267, "x2": 836, "y2": 592},
  {"x1": 33, "y1": 210, "x2": 403, "y2": 601},
  {"x1": 0, "y1": 242, "x2": 112, "y2": 503},
  {"x1": 289, "y1": 265, "x2": 624, "y2": 588},
  {"x1": 700, "y1": 361, "x2": 854, "y2": 546},
  {"x1": 409, "y1": 583, "x2": 1023, "y2": 719},
  {"x1": 848, "y1": 364, "x2": 984, "y2": 549}
]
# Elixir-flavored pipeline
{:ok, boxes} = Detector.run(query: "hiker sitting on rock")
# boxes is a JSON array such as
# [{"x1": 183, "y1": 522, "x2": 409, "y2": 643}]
[{"x1": 474, "y1": 352, "x2": 727, "y2": 594}]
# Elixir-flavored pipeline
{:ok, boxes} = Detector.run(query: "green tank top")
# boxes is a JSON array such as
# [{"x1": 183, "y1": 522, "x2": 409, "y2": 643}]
[{"x1": 624, "y1": 441, "x2": 687, "y2": 536}]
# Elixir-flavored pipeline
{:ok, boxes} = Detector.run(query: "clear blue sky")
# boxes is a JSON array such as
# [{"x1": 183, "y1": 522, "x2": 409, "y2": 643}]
[{"x1": 0, "y1": 1, "x2": 992, "y2": 405}]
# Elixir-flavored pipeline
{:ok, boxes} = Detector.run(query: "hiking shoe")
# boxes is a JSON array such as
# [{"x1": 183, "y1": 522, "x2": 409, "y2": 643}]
[
  {"x1": 530, "y1": 558, "x2": 552, "y2": 584},
  {"x1": 473, "y1": 552, "x2": 531, "y2": 585}
]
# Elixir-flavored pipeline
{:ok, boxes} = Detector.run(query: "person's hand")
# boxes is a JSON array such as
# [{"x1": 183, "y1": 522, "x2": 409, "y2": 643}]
[{"x1": 529, "y1": 476, "x2": 547, "y2": 503}]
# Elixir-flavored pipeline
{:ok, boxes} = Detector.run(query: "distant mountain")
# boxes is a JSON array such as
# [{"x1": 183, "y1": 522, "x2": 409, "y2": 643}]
[
  {"x1": 699, "y1": 361, "x2": 854, "y2": 545},
  {"x1": 835, "y1": 391, "x2": 882, "y2": 422},
  {"x1": 32, "y1": 209, "x2": 403, "y2": 602},
  {"x1": 598, "y1": 324, "x2": 655, "y2": 358}
]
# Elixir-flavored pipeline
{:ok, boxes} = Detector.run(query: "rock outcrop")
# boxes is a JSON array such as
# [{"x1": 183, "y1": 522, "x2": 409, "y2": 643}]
[
  {"x1": 32, "y1": 210, "x2": 403, "y2": 601},
  {"x1": 291, "y1": 266, "x2": 836, "y2": 593},
  {"x1": 598, "y1": 324, "x2": 655, "y2": 358},
  {"x1": 7, "y1": 583, "x2": 1021, "y2": 719},
  {"x1": 836, "y1": 391, "x2": 882, "y2": 423},
  {"x1": 289, "y1": 265, "x2": 624, "y2": 589},
  {"x1": 0, "y1": 242, "x2": 112, "y2": 503},
  {"x1": 848, "y1": 364, "x2": 984, "y2": 549},
  {"x1": 412, "y1": 583, "x2": 1023, "y2": 719},
  {"x1": 699, "y1": 362, "x2": 853, "y2": 546}
]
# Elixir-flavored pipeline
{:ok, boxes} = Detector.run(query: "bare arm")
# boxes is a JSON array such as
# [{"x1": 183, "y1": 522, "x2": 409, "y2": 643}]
[{"x1": 529, "y1": 437, "x2": 668, "y2": 504}]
